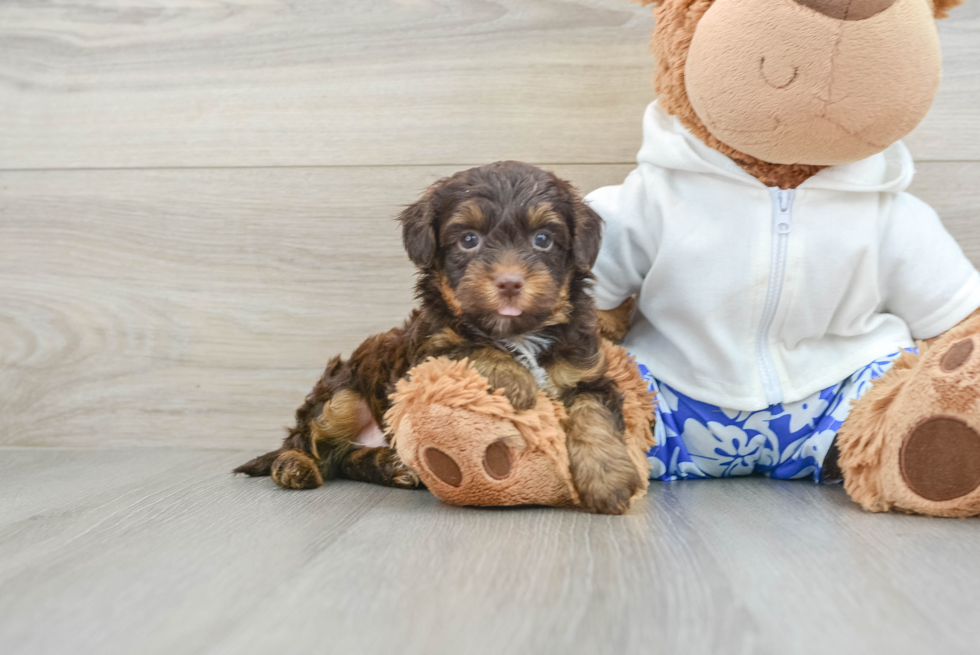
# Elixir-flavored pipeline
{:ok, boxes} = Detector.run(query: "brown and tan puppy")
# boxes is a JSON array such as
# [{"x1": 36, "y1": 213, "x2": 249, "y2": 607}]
[{"x1": 235, "y1": 161, "x2": 643, "y2": 514}]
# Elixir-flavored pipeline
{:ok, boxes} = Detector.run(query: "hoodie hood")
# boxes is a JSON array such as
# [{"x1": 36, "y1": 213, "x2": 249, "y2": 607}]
[{"x1": 636, "y1": 102, "x2": 916, "y2": 194}]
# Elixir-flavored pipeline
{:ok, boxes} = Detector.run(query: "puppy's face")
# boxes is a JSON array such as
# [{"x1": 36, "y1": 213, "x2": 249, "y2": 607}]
[{"x1": 400, "y1": 162, "x2": 602, "y2": 338}]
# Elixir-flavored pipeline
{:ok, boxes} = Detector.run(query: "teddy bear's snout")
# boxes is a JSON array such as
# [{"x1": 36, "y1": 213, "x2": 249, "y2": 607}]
[
  {"x1": 423, "y1": 447, "x2": 463, "y2": 487},
  {"x1": 482, "y1": 441, "x2": 514, "y2": 480},
  {"x1": 793, "y1": 0, "x2": 897, "y2": 21},
  {"x1": 422, "y1": 441, "x2": 515, "y2": 488}
]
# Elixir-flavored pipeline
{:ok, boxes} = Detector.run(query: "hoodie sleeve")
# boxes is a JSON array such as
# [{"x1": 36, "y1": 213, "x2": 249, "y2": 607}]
[
  {"x1": 880, "y1": 192, "x2": 980, "y2": 340},
  {"x1": 584, "y1": 167, "x2": 660, "y2": 311}
]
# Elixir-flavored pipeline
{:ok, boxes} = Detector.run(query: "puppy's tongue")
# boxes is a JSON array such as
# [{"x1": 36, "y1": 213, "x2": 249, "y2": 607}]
[{"x1": 498, "y1": 305, "x2": 523, "y2": 317}]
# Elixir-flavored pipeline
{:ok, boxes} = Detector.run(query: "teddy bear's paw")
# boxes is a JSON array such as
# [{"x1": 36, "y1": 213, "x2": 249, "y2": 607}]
[
  {"x1": 422, "y1": 440, "x2": 516, "y2": 489},
  {"x1": 896, "y1": 332, "x2": 980, "y2": 510},
  {"x1": 900, "y1": 416, "x2": 980, "y2": 504},
  {"x1": 847, "y1": 327, "x2": 980, "y2": 517},
  {"x1": 271, "y1": 450, "x2": 324, "y2": 490}
]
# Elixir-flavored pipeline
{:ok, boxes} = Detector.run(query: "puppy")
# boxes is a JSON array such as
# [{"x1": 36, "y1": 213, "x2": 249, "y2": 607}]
[{"x1": 235, "y1": 161, "x2": 643, "y2": 514}]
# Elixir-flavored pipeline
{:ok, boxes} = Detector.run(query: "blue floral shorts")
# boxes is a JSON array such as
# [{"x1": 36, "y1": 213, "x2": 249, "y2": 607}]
[{"x1": 637, "y1": 350, "x2": 912, "y2": 484}]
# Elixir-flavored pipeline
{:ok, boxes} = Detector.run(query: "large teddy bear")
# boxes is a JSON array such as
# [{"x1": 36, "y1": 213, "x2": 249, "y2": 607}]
[{"x1": 392, "y1": 0, "x2": 980, "y2": 517}]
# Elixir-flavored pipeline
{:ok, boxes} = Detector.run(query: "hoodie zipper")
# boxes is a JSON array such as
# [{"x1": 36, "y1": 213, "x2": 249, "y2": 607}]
[{"x1": 757, "y1": 188, "x2": 795, "y2": 407}]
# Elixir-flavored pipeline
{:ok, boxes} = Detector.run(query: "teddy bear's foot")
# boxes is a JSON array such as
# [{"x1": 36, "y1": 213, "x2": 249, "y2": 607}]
[
  {"x1": 838, "y1": 315, "x2": 980, "y2": 516},
  {"x1": 386, "y1": 346, "x2": 655, "y2": 511},
  {"x1": 899, "y1": 416, "x2": 980, "y2": 505},
  {"x1": 386, "y1": 357, "x2": 582, "y2": 508}
]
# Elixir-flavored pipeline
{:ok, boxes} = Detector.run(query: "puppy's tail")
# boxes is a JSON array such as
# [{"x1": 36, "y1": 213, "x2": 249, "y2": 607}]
[{"x1": 233, "y1": 449, "x2": 281, "y2": 477}]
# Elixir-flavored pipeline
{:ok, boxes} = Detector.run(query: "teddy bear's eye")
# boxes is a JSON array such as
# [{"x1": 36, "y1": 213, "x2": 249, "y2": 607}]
[
  {"x1": 532, "y1": 231, "x2": 553, "y2": 251},
  {"x1": 459, "y1": 232, "x2": 481, "y2": 250}
]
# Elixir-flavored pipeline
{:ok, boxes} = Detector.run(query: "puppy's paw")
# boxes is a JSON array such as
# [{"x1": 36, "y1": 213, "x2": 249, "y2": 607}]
[
  {"x1": 489, "y1": 366, "x2": 539, "y2": 412},
  {"x1": 389, "y1": 460, "x2": 424, "y2": 490},
  {"x1": 565, "y1": 393, "x2": 643, "y2": 514},
  {"x1": 271, "y1": 449, "x2": 323, "y2": 490},
  {"x1": 469, "y1": 348, "x2": 540, "y2": 412},
  {"x1": 573, "y1": 458, "x2": 642, "y2": 515}
]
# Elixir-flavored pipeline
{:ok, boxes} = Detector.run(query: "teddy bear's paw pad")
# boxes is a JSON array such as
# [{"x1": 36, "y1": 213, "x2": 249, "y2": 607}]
[
  {"x1": 941, "y1": 338, "x2": 975, "y2": 373},
  {"x1": 901, "y1": 417, "x2": 980, "y2": 502},
  {"x1": 423, "y1": 447, "x2": 463, "y2": 487},
  {"x1": 482, "y1": 440, "x2": 513, "y2": 480}
]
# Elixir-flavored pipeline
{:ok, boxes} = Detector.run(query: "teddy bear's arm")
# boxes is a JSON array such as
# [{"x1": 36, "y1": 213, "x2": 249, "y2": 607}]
[
  {"x1": 921, "y1": 307, "x2": 980, "y2": 353},
  {"x1": 878, "y1": 193, "x2": 980, "y2": 340}
]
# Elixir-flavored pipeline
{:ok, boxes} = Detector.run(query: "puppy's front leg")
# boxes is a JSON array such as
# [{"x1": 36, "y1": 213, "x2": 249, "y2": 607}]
[
  {"x1": 564, "y1": 393, "x2": 642, "y2": 515},
  {"x1": 468, "y1": 347, "x2": 539, "y2": 411}
]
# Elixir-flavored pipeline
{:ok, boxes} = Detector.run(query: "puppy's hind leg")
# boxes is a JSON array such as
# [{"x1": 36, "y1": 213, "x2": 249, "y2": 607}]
[
  {"x1": 341, "y1": 446, "x2": 421, "y2": 489},
  {"x1": 234, "y1": 447, "x2": 323, "y2": 490},
  {"x1": 234, "y1": 449, "x2": 280, "y2": 478},
  {"x1": 311, "y1": 389, "x2": 421, "y2": 489},
  {"x1": 240, "y1": 388, "x2": 366, "y2": 491}
]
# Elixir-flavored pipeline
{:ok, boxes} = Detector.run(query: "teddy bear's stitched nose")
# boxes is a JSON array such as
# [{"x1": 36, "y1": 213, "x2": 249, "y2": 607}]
[
  {"x1": 483, "y1": 441, "x2": 514, "y2": 480},
  {"x1": 423, "y1": 447, "x2": 463, "y2": 487},
  {"x1": 793, "y1": 0, "x2": 897, "y2": 21}
]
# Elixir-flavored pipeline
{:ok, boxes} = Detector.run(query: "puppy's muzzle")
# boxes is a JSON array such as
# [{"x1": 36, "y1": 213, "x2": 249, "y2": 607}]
[{"x1": 495, "y1": 273, "x2": 525, "y2": 299}]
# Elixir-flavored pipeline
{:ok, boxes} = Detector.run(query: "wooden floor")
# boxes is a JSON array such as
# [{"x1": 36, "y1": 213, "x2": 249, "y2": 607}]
[
  {"x1": 1, "y1": 447, "x2": 979, "y2": 655},
  {"x1": 3, "y1": 1, "x2": 980, "y2": 653}
]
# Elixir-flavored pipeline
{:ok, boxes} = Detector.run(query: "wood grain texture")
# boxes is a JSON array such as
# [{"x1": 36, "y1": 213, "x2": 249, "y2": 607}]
[
  {"x1": 1, "y1": 162, "x2": 978, "y2": 451},
  {"x1": 908, "y1": 161, "x2": 980, "y2": 260},
  {"x1": 1, "y1": 448, "x2": 979, "y2": 655},
  {"x1": 0, "y1": 164, "x2": 633, "y2": 450},
  {"x1": 0, "y1": 0, "x2": 977, "y2": 170}
]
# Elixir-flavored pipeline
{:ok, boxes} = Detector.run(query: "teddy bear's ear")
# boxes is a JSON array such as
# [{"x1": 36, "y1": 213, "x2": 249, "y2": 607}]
[
  {"x1": 398, "y1": 179, "x2": 446, "y2": 268},
  {"x1": 932, "y1": 0, "x2": 964, "y2": 19}
]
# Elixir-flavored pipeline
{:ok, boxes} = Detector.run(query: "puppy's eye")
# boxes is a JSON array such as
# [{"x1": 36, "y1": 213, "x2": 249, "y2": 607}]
[
  {"x1": 459, "y1": 232, "x2": 481, "y2": 250},
  {"x1": 532, "y1": 232, "x2": 553, "y2": 250}
]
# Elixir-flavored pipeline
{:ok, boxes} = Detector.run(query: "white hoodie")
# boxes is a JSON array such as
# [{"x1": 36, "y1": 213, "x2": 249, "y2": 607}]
[{"x1": 587, "y1": 102, "x2": 980, "y2": 412}]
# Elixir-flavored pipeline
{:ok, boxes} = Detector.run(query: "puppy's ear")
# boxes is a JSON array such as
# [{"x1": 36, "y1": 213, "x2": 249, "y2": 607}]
[
  {"x1": 572, "y1": 199, "x2": 604, "y2": 270},
  {"x1": 398, "y1": 180, "x2": 444, "y2": 268},
  {"x1": 552, "y1": 175, "x2": 604, "y2": 271}
]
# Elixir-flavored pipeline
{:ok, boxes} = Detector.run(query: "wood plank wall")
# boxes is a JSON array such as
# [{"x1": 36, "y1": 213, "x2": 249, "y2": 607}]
[{"x1": 1, "y1": 0, "x2": 978, "y2": 450}]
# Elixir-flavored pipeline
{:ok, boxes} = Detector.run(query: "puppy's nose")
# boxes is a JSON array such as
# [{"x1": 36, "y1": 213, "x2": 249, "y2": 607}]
[
  {"x1": 495, "y1": 274, "x2": 525, "y2": 298},
  {"x1": 793, "y1": 0, "x2": 896, "y2": 21}
]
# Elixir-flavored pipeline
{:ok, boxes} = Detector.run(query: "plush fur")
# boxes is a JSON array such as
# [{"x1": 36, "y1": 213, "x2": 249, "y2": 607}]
[{"x1": 838, "y1": 311, "x2": 980, "y2": 516}]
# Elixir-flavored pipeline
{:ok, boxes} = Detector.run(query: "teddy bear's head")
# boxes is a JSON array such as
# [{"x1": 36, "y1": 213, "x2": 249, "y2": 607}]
[{"x1": 639, "y1": 0, "x2": 963, "y2": 187}]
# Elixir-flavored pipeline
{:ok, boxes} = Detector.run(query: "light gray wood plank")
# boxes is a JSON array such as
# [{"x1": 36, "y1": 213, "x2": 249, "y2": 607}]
[
  {"x1": 0, "y1": 0, "x2": 654, "y2": 169},
  {"x1": 1, "y1": 162, "x2": 977, "y2": 451},
  {"x1": 0, "y1": 1, "x2": 976, "y2": 169},
  {"x1": 904, "y1": 2, "x2": 980, "y2": 161},
  {"x1": 909, "y1": 161, "x2": 980, "y2": 267},
  {"x1": 2, "y1": 448, "x2": 979, "y2": 655}
]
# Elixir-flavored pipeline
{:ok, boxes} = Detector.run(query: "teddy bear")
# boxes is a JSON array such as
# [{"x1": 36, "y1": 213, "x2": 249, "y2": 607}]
[{"x1": 390, "y1": 0, "x2": 980, "y2": 517}]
